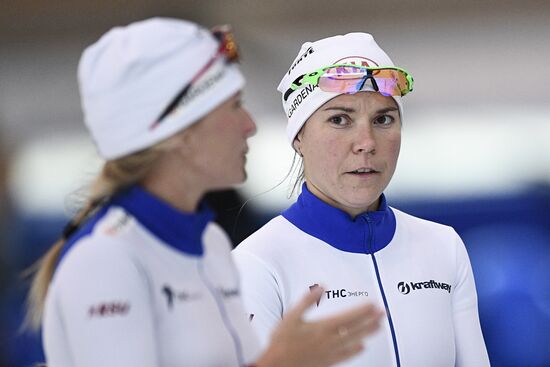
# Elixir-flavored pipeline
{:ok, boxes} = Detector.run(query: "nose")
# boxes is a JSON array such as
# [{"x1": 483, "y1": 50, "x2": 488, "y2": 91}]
[
  {"x1": 352, "y1": 124, "x2": 376, "y2": 154},
  {"x1": 242, "y1": 109, "x2": 257, "y2": 138}
]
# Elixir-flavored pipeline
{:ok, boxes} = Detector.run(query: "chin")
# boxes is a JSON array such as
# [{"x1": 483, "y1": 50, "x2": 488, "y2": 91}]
[
  {"x1": 224, "y1": 171, "x2": 247, "y2": 188},
  {"x1": 344, "y1": 193, "x2": 381, "y2": 211}
]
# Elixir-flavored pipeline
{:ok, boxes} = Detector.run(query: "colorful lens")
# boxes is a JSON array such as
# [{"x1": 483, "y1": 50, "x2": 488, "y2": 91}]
[
  {"x1": 318, "y1": 66, "x2": 367, "y2": 93},
  {"x1": 318, "y1": 66, "x2": 410, "y2": 97},
  {"x1": 212, "y1": 25, "x2": 239, "y2": 62}
]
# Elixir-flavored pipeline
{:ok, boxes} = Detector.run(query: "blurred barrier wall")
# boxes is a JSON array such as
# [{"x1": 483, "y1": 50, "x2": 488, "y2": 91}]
[{"x1": 1, "y1": 1, "x2": 549, "y2": 366}]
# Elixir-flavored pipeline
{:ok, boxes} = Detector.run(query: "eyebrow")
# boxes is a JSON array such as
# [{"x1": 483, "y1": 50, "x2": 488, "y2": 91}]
[
  {"x1": 323, "y1": 106, "x2": 355, "y2": 113},
  {"x1": 323, "y1": 106, "x2": 399, "y2": 114}
]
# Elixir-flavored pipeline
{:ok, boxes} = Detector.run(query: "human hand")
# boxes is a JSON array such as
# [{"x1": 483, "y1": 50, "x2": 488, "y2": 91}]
[{"x1": 255, "y1": 287, "x2": 384, "y2": 367}]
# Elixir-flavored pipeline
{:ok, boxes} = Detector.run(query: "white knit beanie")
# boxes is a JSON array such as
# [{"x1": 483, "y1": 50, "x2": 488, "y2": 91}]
[
  {"x1": 78, "y1": 17, "x2": 244, "y2": 159},
  {"x1": 278, "y1": 32, "x2": 403, "y2": 145}
]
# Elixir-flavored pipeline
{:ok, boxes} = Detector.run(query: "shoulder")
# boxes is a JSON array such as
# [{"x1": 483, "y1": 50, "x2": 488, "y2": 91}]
[
  {"x1": 392, "y1": 207, "x2": 460, "y2": 239},
  {"x1": 232, "y1": 215, "x2": 302, "y2": 275},
  {"x1": 204, "y1": 221, "x2": 232, "y2": 247},
  {"x1": 390, "y1": 207, "x2": 466, "y2": 260},
  {"x1": 203, "y1": 221, "x2": 234, "y2": 255},
  {"x1": 52, "y1": 207, "x2": 148, "y2": 289},
  {"x1": 233, "y1": 215, "x2": 301, "y2": 256}
]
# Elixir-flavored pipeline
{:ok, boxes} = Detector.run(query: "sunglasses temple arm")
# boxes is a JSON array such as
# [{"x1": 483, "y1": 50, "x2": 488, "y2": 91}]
[
  {"x1": 158, "y1": 84, "x2": 192, "y2": 122},
  {"x1": 283, "y1": 87, "x2": 294, "y2": 102},
  {"x1": 153, "y1": 53, "x2": 221, "y2": 126},
  {"x1": 283, "y1": 75, "x2": 307, "y2": 102}
]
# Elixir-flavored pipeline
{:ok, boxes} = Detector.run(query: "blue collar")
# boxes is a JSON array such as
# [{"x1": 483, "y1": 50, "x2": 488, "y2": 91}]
[
  {"x1": 111, "y1": 186, "x2": 214, "y2": 256},
  {"x1": 281, "y1": 183, "x2": 396, "y2": 254},
  {"x1": 57, "y1": 186, "x2": 213, "y2": 274}
]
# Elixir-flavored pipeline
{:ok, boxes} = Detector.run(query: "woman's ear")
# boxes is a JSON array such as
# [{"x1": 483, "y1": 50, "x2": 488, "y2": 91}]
[
  {"x1": 293, "y1": 134, "x2": 303, "y2": 157},
  {"x1": 161, "y1": 129, "x2": 192, "y2": 156}
]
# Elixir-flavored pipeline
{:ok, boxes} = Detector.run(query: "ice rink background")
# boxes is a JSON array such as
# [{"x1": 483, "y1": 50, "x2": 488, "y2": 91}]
[{"x1": 1, "y1": 1, "x2": 549, "y2": 366}]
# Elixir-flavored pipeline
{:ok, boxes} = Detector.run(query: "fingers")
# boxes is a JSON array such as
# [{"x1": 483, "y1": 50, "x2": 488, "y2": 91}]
[
  {"x1": 284, "y1": 287, "x2": 324, "y2": 323},
  {"x1": 322, "y1": 307, "x2": 383, "y2": 365},
  {"x1": 328, "y1": 342, "x2": 365, "y2": 365},
  {"x1": 323, "y1": 303, "x2": 384, "y2": 331},
  {"x1": 321, "y1": 303, "x2": 384, "y2": 358},
  {"x1": 265, "y1": 298, "x2": 384, "y2": 367},
  {"x1": 339, "y1": 309, "x2": 383, "y2": 341}
]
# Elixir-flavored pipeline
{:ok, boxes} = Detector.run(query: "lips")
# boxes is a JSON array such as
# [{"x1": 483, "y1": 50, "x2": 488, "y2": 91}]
[{"x1": 346, "y1": 167, "x2": 379, "y2": 175}]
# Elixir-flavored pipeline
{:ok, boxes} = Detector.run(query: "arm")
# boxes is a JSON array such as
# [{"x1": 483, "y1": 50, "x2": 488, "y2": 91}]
[
  {"x1": 44, "y1": 238, "x2": 158, "y2": 367},
  {"x1": 452, "y1": 234, "x2": 490, "y2": 366}
]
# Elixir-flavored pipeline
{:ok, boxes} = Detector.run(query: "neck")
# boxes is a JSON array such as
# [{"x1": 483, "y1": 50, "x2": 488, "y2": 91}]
[
  {"x1": 305, "y1": 181, "x2": 380, "y2": 218},
  {"x1": 140, "y1": 156, "x2": 206, "y2": 213},
  {"x1": 140, "y1": 178, "x2": 204, "y2": 213}
]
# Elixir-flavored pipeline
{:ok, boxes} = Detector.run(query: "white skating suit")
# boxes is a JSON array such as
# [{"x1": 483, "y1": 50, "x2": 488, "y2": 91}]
[
  {"x1": 233, "y1": 184, "x2": 489, "y2": 367},
  {"x1": 43, "y1": 186, "x2": 260, "y2": 367}
]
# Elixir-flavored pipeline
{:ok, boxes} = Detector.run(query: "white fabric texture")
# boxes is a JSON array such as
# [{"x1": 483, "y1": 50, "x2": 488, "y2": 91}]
[
  {"x1": 233, "y1": 208, "x2": 490, "y2": 367},
  {"x1": 277, "y1": 32, "x2": 404, "y2": 145},
  {"x1": 43, "y1": 207, "x2": 260, "y2": 367},
  {"x1": 78, "y1": 17, "x2": 244, "y2": 159}
]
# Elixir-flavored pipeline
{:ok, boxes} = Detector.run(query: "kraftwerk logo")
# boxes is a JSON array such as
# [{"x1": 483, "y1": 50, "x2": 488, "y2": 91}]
[{"x1": 398, "y1": 280, "x2": 452, "y2": 295}]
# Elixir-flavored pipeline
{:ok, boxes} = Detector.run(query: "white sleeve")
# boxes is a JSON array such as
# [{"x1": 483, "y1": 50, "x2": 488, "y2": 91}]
[
  {"x1": 44, "y1": 238, "x2": 159, "y2": 367},
  {"x1": 451, "y1": 234, "x2": 490, "y2": 366},
  {"x1": 232, "y1": 249, "x2": 283, "y2": 349}
]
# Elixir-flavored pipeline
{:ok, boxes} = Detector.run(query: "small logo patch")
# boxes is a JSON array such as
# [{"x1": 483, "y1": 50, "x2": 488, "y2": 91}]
[
  {"x1": 309, "y1": 283, "x2": 369, "y2": 306},
  {"x1": 88, "y1": 301, "x2": 130, "y2": 318},
  {"x1": 397, "y1": 282, "x2": 411, "y2": 295},
  {"x1": 162, "y1": 285, "x2": 201, "y2": 309},
  {"x1": 333, "y1": 56, "x2": 379, "y2": 67}
]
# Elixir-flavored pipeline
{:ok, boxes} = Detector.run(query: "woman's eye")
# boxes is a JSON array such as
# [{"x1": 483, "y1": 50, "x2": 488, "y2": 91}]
[
  {"x1": 328, "y1": 115, "x2": 350, "y2": 126},
  {"x1": 374, "y1": 115, "x2": 394, "y2": 125}
]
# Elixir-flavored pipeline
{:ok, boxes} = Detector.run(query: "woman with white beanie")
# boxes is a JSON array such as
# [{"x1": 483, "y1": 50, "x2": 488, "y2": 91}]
[
  {"x1": 25, "y1": 18, "x2": 383, "y2": 367},
  {"x1": 234, "y1": 33, "x2": 490, "y2": 366}
]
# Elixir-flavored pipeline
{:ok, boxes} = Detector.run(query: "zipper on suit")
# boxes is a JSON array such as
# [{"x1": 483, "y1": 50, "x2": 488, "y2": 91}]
[{"x1": 363, "y1": 214, "x2": 401, "y2": 367}]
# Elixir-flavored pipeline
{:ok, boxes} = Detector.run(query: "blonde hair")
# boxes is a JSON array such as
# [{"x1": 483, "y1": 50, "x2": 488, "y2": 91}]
[
  {"x1": 289, "y1": 153, "x2": 305, "y2": 198},
  {"x1": 25, "y1": 146, "x2": 164, "y2": 330}
]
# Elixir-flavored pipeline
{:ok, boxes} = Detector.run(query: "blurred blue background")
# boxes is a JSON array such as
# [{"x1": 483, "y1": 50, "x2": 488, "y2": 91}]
[{"x1": 1, "y1": 1, "x2": 549, "y2": 366}]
